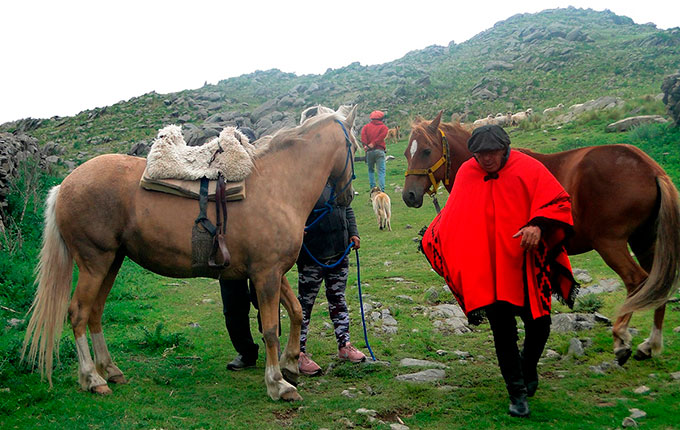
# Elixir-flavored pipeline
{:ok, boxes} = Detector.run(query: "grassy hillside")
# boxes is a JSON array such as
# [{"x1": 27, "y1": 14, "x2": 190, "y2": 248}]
[
  {"x1": 1, "y1": 115, "x2": 680, "y2": 429},
  {"x1": 1, "y1": 7, "x2": 678, "y2": 162}
]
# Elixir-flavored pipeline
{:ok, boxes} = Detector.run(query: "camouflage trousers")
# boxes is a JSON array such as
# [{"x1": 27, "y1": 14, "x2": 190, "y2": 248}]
[{"x1": 297, "y1": 256, "x2": 350, "y2": 351}]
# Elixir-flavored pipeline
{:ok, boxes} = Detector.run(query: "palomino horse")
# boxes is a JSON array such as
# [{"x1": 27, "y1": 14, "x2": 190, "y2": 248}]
[
  {"x1": 403, "y1": 111, "x2": 680, "y2": 365},
  {"x1": 22, "y1": 107, "x2": 359, "y2": 401}
]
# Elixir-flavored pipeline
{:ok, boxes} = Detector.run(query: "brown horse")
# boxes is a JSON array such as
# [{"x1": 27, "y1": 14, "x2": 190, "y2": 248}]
[
  {"x1": 402, "y1": 111, "x2": 680, "y2": 365},
  {"x1": 22, "y1": 107, "x2": 359, "y2": 401}
]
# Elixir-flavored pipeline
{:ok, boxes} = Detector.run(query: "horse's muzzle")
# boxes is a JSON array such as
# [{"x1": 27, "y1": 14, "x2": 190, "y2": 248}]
[{"x1": 402, "y1": 189, "x2": 423, "y2": 208}]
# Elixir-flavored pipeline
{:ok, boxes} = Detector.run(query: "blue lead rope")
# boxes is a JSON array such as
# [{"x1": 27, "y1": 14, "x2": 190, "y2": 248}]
[{"x1": 355, "y1": 249, "x2": 376, "y2": 361}]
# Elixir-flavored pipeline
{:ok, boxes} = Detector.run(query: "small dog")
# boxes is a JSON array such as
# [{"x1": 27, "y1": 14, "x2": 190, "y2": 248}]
[
  {"x1": 386, "y1": 125, "x2": 401, "y2": 144},
  {"x1": 370, "y1": 187, "x2": 392, "y2": 231}
]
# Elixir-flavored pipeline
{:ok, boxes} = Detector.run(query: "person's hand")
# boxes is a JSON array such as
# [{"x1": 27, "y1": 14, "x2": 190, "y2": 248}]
[
  {"x1": 350, "y1": 236, "x2": 360, "y2": 250},
  {"x1": 512, "y1": 225, "x2": 541, "y2": 250}
]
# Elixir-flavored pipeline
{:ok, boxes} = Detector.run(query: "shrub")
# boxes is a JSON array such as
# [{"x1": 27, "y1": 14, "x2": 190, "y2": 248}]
[{"x1": 574, "y1": 294, "x2": 604, "y2": 313}]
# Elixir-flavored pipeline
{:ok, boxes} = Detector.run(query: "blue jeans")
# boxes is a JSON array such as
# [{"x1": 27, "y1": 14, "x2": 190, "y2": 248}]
[{"x1": 366, "y1": 149, "x2": 385, "y2": 191}]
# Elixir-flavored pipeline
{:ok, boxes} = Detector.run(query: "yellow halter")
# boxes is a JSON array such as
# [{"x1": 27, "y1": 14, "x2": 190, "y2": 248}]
[{"x1": 404, "y1": 128, "x2": 450, "y2": 196}]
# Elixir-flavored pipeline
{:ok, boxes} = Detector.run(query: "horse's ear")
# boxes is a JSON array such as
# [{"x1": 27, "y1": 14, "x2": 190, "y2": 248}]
[
  {"x1": 344, "y1": 105, "x2": 358, "y2": 129},
  {"x1": 428, "y1": 110, "x2": 443, "y2": 133}
]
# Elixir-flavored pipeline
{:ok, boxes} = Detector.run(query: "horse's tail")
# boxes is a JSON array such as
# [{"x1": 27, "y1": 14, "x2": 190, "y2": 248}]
[
  {"x1": 619, "y1": 175, "x2": 680, "y2": 315},
  {"x1": 21, "y1": 185, "x2": 74, "y2": 386}
]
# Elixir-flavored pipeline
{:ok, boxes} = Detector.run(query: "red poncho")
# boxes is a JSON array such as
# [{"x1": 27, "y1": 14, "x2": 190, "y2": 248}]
[{"x1": 422, "y1": 150, "x2": 576, "y2": 320}]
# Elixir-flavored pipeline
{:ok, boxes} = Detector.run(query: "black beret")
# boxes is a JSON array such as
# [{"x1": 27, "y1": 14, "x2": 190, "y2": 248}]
[{"x1": 467, "y1": 124, "x2": 511, "y2": 153}]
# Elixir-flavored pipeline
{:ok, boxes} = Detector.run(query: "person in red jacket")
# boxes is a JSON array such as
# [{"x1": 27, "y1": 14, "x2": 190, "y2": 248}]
[
  {"x1": 360, "y1": 110, "x2": 389, "y2": 191},
  {"x1": 421, "y1": 125, "x2": 577, "y2": 418}
]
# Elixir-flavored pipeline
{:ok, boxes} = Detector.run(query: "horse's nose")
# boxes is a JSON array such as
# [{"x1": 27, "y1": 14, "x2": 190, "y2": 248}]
[{"x1": 402, "y1": 190, "x2": 420, "y2": 208}]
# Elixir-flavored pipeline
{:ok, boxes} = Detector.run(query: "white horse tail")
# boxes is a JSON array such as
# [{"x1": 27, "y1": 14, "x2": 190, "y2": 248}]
[{"x1": 21, "y1": 185, "x2": 74, "y2": 386}]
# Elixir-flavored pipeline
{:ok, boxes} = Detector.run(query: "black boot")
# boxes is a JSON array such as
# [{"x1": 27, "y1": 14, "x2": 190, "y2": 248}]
[
  {"x1": 227, "y1": 353, "x2": 257, "y2": 371},
  {"x1": 508, "y1": 391, "x2": 530, "y2": 417},
  {"x1": 520, "y1": 349, "x2": 539, "y2": 397}
]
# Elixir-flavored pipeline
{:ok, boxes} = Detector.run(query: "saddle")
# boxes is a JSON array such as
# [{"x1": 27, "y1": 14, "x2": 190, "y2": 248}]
[{"x1": 140, "y1": 169, "x2": 245, "y2": 270}]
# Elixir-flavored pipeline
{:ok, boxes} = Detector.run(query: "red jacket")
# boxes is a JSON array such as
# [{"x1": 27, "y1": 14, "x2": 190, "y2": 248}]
[{"x1": 361, "y1": 120, "x2": 388, "y2": 151}]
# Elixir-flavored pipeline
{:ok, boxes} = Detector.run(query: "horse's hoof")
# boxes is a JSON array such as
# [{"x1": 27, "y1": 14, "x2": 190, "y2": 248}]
[
  {"x1": 633, "y1": 349, "x2": 652, "y2": 361},
  {"x1": 280, "y1": 389, "x2": 303, "y2": 402},
  {"x1": 108, "y1": 374, "x2": 128, "y2": 384},
  {"x1": 281, "y1": 368, "x2": 299, "y2": 387},
  {"x1": 91, "y1": 384, "x2": 112, "y2": 395},
  {"x1": 615, "y1": 348, "x2": 632, "y2": 365}
]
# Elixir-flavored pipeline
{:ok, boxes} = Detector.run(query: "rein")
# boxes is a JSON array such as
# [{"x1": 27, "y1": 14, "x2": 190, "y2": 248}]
[{"x1": 404, "y1": 128, "x2": 450, "y2": 197}]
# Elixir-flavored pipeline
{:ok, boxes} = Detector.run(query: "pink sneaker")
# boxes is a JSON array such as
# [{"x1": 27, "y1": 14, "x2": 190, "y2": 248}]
[
  {"x1": 298, "y1": 351, "x2": 322, "y2": 376},
  {"x1": 338, "y1": 342, "x2": 366, "y2": 363}
]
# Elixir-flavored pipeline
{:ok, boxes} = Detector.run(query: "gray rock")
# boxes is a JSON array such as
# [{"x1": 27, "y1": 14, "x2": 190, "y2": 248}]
[
  {"x1": 662, "y1": 72, "x2": 680, "y2": 125},
  {"x1": 390, "y1": 424, "x2": 409, "y2": 430},
  {"x1": 551, "y1": 313, "x2": 598, "y2": 332},
  {"x1": 633, "y1": 385, "x2": 650, "y2": 394},
  {"x1": 607, "y1": 115, "x2": 668, "y2": 132},
  {"x1": 622, "y1": 417, "x2": 638, "y2": 427},
  {"x1": 355, "y1": 408, "x2": 377, "y2": 417},
  {"x1": 399, "y1": 358, "x2": 447, "y2": 369},
  {"x1": 396, "y1": 368, "x2": 446, "y2": 383},
  {"x1": 568, "y1": 338, "x2": 585, "y2": 357},
  {"x1": 450, "y1": 350, "x2": 469, "y2": 360},
  {"x1": 628, "y1": 408, "x2": 646, "y2": 419},
  {"x1": 573, "y1": 268, "x2": 593, "y2": 284},
  {"x1": 396, "y1": 295, "x2": 414, "y2": 303},
  {"x1": 670, "y1": 371, "x2": 680, "y2": 380},
  {"x1": 545, "y1": 349, "x2": 561, "y2": 359}
]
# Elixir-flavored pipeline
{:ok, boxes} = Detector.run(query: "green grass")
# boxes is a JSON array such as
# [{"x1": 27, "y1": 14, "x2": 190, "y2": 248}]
[{"x1": 1, "y1": 123, "x2": 680, "y2": 429}]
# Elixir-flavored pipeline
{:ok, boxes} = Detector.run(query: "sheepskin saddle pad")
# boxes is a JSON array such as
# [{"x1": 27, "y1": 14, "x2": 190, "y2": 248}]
[{"x1": 141, "y1": 124, "x2": 254, "y2": 201}]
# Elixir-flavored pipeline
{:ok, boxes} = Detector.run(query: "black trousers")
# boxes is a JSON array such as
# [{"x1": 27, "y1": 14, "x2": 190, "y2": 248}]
[
  {"x1": 485, "y1": 301, "x2": 551, "y2": 397},
  {"x1": 219, "y1": 279, "x2": 259, "y2": 360}
]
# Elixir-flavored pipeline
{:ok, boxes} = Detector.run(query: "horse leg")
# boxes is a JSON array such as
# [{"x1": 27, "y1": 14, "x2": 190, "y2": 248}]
[
  {"x1": 628, "y1": 246, "x2": 667, "y2": 361},
  {"x1": 69, "y1": 253, "x2": 117, "y2": 394},
  {"x1": 278, "y1": 275, "x2": 302, "y2": 387},
  {"x1": 594, "y1": 241, "x2": 648, "y2": 365},
  {"x1": 253, "y1": 271, "x2": 302, "y2": 401},
  {"x1": 89, "y1": 252, "x2": 127, "y2": 384},
  {"x1": 634, "y1": 305, "x2": 665, "y2": 360}
]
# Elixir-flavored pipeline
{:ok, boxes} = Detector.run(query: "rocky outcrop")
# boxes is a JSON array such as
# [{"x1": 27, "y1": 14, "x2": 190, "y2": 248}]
[
  {"x1": 606, "y1": 115, "x2": 668, "y2": 132},
  {"x1": 661, "y1": 72, "x2": 680, "y2": 126},
  {"x1": 0, "y1": 132, "x2": 49, "y2": 217}
]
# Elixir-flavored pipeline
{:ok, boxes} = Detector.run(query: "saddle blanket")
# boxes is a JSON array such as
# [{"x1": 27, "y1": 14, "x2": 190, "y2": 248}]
[{"x1": 140, "y1": 169, "x2": 245, "y2": 201}]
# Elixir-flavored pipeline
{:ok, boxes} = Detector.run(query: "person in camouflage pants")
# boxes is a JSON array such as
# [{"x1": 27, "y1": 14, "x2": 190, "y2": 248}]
[
  {"x1": 297, "y1": 184, "x2": 366, "y2": 376},
  {"x1": 298, "y1": 256, "x2": 351, "y2": 351}
]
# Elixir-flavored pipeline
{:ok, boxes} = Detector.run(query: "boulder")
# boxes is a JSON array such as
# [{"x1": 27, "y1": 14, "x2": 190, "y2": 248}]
[
  {"x1": 661, "y1": 72, "x2": 680, "y2": 125},
  {"x1": 606, "y1": 115, "x2": 668, "y2": 132}
]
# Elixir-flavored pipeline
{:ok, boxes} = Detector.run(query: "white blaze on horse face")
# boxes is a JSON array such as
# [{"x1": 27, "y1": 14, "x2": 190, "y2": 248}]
[{"x1": 409, "y1": 139, "x2": 418, "y2": 159}]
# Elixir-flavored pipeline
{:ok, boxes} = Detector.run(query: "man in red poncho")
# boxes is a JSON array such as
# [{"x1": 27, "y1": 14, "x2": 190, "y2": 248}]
[{"x1": 421, "y1": 125, "x2": 577, "y2": 417}]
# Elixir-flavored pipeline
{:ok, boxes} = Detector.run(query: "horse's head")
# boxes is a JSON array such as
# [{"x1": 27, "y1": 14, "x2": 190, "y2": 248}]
[
  {"x1": 327, "y1": 105, "x2": 359, "y2": 207},
  {"x1": 403, "y1": 111, "x2": 446, "y2": 208}
]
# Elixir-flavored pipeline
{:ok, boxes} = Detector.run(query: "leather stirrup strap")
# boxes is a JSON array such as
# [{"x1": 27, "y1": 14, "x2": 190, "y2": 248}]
[
  {"x1": 209, "y1": 174, "x2": 230, "y2": 268},
  {"x1": 195, "y1": 178, "x2": 216, "y2": 235}
]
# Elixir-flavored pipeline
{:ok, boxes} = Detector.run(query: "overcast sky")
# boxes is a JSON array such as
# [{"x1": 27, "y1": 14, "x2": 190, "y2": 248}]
[{"x1": 1, "y1": 0, "x2": 678, "y2": 124}]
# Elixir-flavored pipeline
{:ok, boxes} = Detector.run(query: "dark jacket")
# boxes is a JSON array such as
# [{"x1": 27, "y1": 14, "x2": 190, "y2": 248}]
[
  {"x1": 301, "y1": 185, "x2": 359, "y2": 261},
  {"x1": 361, "y1": 119, "x2": 389, "y2": 151}
]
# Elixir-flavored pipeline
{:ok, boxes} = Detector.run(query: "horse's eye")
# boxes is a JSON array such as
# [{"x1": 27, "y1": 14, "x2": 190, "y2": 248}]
[{"x1": 423, "y1": 149, "x2": 431, "y2": 156}]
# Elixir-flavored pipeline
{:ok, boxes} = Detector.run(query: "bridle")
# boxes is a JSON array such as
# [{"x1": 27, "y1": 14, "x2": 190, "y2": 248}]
[{"x1": 404, "y1": 128, "x2": 450, "y2": 198}]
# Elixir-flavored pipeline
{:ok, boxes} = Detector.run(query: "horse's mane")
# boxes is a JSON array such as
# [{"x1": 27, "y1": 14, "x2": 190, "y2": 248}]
[
  {"x1": 410, "y1": 118, "x2": 471, "y2": 147},
  {"x1": 253, "y1": 111, "x2": 349, "y2": 158}
]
